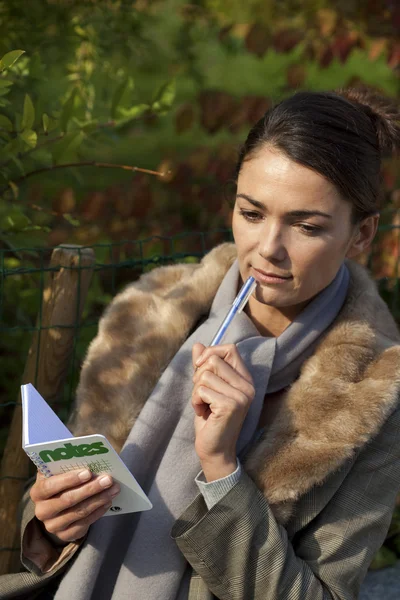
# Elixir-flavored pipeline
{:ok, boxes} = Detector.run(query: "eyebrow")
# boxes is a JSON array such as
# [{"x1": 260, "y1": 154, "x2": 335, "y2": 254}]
[{"x1": 236, "y1": 193, "x2": 333, "y2": 220}]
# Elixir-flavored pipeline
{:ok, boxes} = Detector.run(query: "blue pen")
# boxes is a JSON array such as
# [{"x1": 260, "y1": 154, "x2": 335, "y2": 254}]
[{"x1": 209, "y1": 276, "x2": 257, "y2": 346}]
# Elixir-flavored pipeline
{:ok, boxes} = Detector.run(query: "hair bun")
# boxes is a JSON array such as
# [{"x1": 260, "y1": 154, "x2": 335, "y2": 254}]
[{"x1": 337, "y1": 86, "x2": 400, "y2": 156}]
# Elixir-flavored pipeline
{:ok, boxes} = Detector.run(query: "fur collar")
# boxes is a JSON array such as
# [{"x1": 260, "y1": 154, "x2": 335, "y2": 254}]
[{"x1": 70, "y1": 243, "x2": 400, "y2": 522}]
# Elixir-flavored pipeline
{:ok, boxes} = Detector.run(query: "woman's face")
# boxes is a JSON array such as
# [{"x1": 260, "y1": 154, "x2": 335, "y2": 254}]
[{"x1": 232, "y1": 147, "x2": 369, "y2": 312}]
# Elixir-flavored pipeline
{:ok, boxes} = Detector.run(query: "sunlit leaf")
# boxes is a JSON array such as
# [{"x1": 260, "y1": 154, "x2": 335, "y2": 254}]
[
  {"x1": 8, "y1": 182, "x2": 19, "y2": 200},
  {"x1": 63, "y1": 213, "x2": 80, "y2": 227},
  {"x1": 0, "y1": 50, "x2": 25, "y2": 72},
  {"x1": 21, "y1": 94, "x2": 35, "y2": 130},
  {"x1": 42, "y1": 113, "x2": 49, "y2": 133},
  {"x1": 115, "y1": 104, "x2": 149, "y2": 128},
  {"x1": 19, "y1": 129, "x2": 37, "y2": 148},
  {"x1": 111, "y1": 77, "x2": 134, "y2": 119},
  {"x1": 152, "y1": 80, "x2": 176, "y2": 112}
]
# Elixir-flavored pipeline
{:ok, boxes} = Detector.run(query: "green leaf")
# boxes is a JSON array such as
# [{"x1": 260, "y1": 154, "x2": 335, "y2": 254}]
[
  {"x1": 8, "y1": 182, "x2": 19, "y2": 200},
  {"x1": 152, "y1": 80, "x2": 176, "y2": 112},
  {"x1": 44, "y1": 115, "x2": 58, "y2": 133},
  {"x1": 0, "y1": 115, "x2": 13, "y2": 131},
  {"x1": 71, "y1": 117, "x2": 99, "y2": 134},
  {"x1": 0, "y1": 80, "x2": 13, "y2": 89},
  {"x1": 42, "y1": 113, "x2": 49, "y2": 133},
  {"x1": 60, "y1": 89, "x2": 78, "y2": 132},
  {"x1": 51, "y1": 130, "x2": 84, "y2": 164},
  {"x1": 0, "y1": 87, "x2": 11, "y2": 97},
  {"x1": 21, "y1": 94, "x2": 35, "y2": 130},
  {"x1": 0, "y1": 50, "x2": 25, "y2": 72},
  {"x1": 115, "y1": 104, "x2": 149, "y2": 128},
  {"x1": 19, "y1": 129, "x2": 37, "y2": 148},
  {"x1": 111, "y1": 77, "x2": 134, "y2": 119},
  {"x1": 63, "y1": 213, "x2": 80, "y2": 227}
]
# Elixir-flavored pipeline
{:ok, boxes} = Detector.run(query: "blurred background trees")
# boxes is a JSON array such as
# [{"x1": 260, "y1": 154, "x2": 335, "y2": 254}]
[{"x1": 0, "y1": 0, "x2": 399, "y2": 251}]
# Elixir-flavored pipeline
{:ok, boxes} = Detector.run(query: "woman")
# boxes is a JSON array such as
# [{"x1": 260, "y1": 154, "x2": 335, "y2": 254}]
[{"x1": 2, "y1": 88, "x2": 400, "y2": 600}]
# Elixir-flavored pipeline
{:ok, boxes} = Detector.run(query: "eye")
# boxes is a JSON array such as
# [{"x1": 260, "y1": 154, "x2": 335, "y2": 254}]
[
  {"x1": 296, "y1": 223, "x2": 322, "y2": 235},
  {"x1": 239, "y1": 209, "x2": 263, "y2": 222}
]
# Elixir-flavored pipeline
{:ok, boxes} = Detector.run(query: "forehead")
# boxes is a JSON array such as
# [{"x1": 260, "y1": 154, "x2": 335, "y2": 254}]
[{"x1": 237, "y1": 147, "x2": 346, "y2": 213}]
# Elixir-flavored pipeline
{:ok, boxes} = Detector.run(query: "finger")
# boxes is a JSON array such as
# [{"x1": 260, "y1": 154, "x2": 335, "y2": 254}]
[
  {"x1": 195, "y1": 344, "x2": 252, "y2": 383},
  {"x1": 35, "y1": 475, "x2": 119, "y2": 520},
  {"x1": 43, "y1": 485, "x2": 118, "y2": 534},
  {"x1": 192, "y1": 386, "x2": 239, "y2": 419},
  {"x1": 192, "y1": 343, "x2": 206, "y2": 369},
  {"x1": 48, "y1": 502, "x2": 112, "y2": 543},
  {"x1": 193, "y1": 370, "x2": 253, "y2": 409},
  {"x1": 31, "y1": 469, "x2": 93, "y2": 502},
  {"x1": 193, "y1": 355, "x2": 255, "y2": 399}
]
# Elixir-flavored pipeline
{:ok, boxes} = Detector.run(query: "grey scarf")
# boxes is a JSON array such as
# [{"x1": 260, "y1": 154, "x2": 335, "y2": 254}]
[{"x1": 55, "y1": 260, "x2": 349, "y2": 600}]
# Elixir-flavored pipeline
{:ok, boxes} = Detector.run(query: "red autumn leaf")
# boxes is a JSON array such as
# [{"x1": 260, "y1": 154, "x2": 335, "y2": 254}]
[
  {"x1": 245, "y1": 96, "x2": 271, "y2": 124},
  {"x1": 332, "y1": 31, "x2": 361, "y2": 63},
  {"x1": 320, "y1": 44, "x2": 334, "y2": 68},
  {"x1": 245, "y1": 23, "x2": 270, "y2": 58},
  {"x1": 388, "y1": 42, "x2": 400, "y2": 68},
  {"x1": 272, "y1": 29, "x2": 304, "y2": 53},
  {"x1": 199, "y1": 90, "x2": 237, "y2": 134},
  {"x1": 80, "y1": 191, "x2": 108, "y2": 221}
]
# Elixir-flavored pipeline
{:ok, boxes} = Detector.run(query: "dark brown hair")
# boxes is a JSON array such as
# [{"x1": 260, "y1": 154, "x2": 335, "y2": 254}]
[{"x1": 235, "y1": 88, "x2": 400, "y2": 222}]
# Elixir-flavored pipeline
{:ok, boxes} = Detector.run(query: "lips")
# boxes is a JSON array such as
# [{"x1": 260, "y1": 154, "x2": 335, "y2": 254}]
[
  {"x1": 253, "y1": 267, "x2": 291, "y2": 279},
  {"x1": 252, "y1": 267, "x2": 293, "y2": 284}
]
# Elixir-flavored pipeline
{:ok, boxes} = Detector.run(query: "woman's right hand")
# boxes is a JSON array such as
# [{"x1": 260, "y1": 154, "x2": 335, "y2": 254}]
[{"x1": 30, "y1": 469, "x2": 120, "y2": 543}]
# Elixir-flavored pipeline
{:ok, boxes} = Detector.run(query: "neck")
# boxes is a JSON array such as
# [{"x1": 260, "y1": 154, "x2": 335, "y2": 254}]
[{"x1": 245, "y1": 296, "x2": 308, "y2": 337}]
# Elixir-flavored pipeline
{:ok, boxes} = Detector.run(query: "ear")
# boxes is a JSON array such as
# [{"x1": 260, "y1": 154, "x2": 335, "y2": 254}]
[{"x1": 346, "y1": 214, "x2": 379, "y2": 259}]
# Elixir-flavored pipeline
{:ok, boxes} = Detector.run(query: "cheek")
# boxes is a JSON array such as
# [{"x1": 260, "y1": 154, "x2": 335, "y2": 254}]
[{"x1": 293, "y1": 237, "x2": 348, "y2": 287}]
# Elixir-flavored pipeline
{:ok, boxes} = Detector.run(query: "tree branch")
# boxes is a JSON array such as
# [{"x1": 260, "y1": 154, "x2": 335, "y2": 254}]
[{"x1": 0, "y1": 161, "x2": 168, "y2": 196}]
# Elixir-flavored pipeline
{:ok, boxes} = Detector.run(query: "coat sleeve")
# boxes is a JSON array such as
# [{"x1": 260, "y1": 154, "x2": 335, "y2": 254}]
[
  {"x1": 0, "y1": 481, "x2": 84, "y2": 600},
  {"x1": 172, "y1": 406, "x2": 400, "y2": 600}
]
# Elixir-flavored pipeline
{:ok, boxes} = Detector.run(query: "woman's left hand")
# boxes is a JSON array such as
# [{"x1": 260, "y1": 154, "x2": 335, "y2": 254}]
[{"x1": 192, "y1": 342, "x2": 255, "y2": 482}]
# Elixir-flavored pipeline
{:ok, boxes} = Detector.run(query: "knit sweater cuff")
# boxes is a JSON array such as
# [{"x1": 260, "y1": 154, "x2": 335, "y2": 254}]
[{"x1": 195, "y1": 460, "x2": 242, "y2": 510}]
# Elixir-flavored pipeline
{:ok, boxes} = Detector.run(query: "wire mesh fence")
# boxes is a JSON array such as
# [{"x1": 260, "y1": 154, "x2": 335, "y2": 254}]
[{"x1": 0, "y1": 221, "x2": 399, "y2": 559}]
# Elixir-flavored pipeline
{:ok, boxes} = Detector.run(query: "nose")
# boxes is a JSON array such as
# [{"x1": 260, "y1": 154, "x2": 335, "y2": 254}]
[{"x1": 257, "y1": 220, "x2": 287, "y2": 263}]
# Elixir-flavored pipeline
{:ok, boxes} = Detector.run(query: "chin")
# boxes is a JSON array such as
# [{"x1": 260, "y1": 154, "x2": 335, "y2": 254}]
[{"x1": 255, "y1": 289, "x2": 291, "y2": 306}]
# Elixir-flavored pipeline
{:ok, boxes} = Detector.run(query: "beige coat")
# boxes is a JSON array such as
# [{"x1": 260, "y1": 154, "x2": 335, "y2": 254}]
[{"x1": 1, "y1": 243, "x2": 400, "y2": 599}]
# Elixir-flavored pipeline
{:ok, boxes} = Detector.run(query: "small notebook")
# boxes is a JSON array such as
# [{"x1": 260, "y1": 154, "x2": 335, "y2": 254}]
[{"x1": 21, "y1": 383, "x2": 152, "y2": 516}]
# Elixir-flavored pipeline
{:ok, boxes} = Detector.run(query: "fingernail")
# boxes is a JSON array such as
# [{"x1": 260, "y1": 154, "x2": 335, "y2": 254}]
[
  {"x1": 78, "y1": 469, "x2": 91, "y2": 482},
  {"x1": 110, "y1": 484, "x2": 120, "y2": 497},
  {"x1": 99, "y1": 475, "x2": 112, "y2": 488}
]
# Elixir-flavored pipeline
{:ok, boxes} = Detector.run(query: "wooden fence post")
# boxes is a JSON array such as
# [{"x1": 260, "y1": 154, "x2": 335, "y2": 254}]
[{"x1": 0, "y1": 245, "x2": 95, "y2": 575}]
